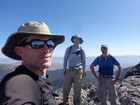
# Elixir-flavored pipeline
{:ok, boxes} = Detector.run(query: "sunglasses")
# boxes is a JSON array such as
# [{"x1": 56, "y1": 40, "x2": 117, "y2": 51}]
[
  {"x1": 19, "y1": 39, "x2": 55, "y2": 49},
  {"x1": 101, "y1": 47, "x2": 108, "y2": 51},
  {"x1": 73, "y1": 38, "x2": 81, "y2": 43}
]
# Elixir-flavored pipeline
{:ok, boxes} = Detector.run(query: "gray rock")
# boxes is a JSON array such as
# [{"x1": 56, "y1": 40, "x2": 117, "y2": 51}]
[{"x1": 54, "y1": 62, "x2": 140, "y2": 105}]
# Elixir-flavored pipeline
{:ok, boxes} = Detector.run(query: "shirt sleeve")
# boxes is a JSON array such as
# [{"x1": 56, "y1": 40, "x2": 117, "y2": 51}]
[
  {"x1": 111, "y1": 56, "x2": 120, "y2": 66},
  {"x1": 3, "y1": 75, "x2": 41, "y2": 105},
  {"x1": 63, "y1": 47, "x2": 70, "y2": 71},
  {"x1": 81, "y1": 49, "x2": 86, "y2": 70},
  {"x1": 92, "y1": 56, "x2": 100, "y2": 66}
]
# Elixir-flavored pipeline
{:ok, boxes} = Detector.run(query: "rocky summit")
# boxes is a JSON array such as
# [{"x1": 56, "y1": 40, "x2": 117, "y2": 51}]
[
  {"x1": 0, "y1": 62, "x2": 140, "y2": 105},
  {"x1": 53, "y1": 63, "x2": 140, "y2": 105}
]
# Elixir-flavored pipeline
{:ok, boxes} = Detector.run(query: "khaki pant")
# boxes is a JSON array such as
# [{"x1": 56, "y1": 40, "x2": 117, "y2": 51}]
[
  {"x1": 63, "y1": 69, "x2": 83, "y2": 105},
  {"x1": 98, "y1": 76, "x2": 117, "y2": 105}
]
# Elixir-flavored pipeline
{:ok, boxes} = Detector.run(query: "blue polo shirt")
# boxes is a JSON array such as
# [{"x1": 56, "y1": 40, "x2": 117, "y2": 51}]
[{"x1": 91, "y1": 55, "x2": 120, "y2": 76}]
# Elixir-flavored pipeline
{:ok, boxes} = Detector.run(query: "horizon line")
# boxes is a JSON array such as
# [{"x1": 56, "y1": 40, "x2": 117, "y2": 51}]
[{"x1": 0, "y1": 54, "x2": 140, "y2": 59}]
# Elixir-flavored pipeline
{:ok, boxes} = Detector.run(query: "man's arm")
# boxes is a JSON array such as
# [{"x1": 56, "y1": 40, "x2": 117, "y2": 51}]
[
  {"x1": 112, "y1": 65, "x2": 122, "y2": 84},
  {"x1": 90, "y1": 64, "x2": 99, "y2": 79},
  {"x1": 2, "y1": 75, "x2": 41, "y2": 105},
  {"x1": 116, "y1": 65, "x2": 122, "y2": 79},
  {"x1": 63, "y1": 47, "x2": 70, "y2": 76},
  {"x1": 81, "y1": 49, "x2": 86, "y2": 71}
]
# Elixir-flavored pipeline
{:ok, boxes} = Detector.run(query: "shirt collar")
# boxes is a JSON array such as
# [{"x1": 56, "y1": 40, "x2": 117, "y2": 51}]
[{"x1": 15, "y1": 65, "x2": 39, "y2": 81}]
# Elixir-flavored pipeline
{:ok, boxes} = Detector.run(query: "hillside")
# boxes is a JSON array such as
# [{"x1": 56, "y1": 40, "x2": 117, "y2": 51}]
[
  {"x1": 0, "y1": 62, "x2": 139, "y2": 89},
  {"x1": 54, "y1": 62, "x2": 140, "y2": 105},
  {"x1": 0, "y1": 62, "x2": 140, "y2": 104},
  {"x1": 47, "y1": 69, "x2": 98, "y2": 89},
  {"x1": 0, "y1": 63, "x2": 17, "y2": 80}
]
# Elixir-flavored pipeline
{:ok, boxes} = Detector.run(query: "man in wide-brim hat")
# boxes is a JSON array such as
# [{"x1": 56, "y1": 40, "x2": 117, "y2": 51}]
[
  {"x1": 71, "y1": 34, "x2": 83, "y2": 44},
  {"x1": 2, "y1": 21, "x2": 64, "y2": 60},
  {"x1": 63, "y1": 34, "x2": 86, "y2": 105},
  {"x1": 0, "y1": 21, "x2": 65, "y2": 105}
]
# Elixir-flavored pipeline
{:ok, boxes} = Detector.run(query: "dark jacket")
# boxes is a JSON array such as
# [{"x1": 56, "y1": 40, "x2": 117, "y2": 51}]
[{"x1": 0, "y1": 65, "x2": 57, "y2": 105}]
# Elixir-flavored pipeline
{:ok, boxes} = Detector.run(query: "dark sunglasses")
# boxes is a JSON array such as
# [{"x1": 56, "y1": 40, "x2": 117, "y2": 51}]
[
  {"x1": 73, "y1": 38, "x2": 81, "y2": 43},
  {"x1": 101, "y1": 47, "x2": 108, "y2": 51},
  {"x1": 19, "y1": 39, "x2": 55, "y2": 49}
]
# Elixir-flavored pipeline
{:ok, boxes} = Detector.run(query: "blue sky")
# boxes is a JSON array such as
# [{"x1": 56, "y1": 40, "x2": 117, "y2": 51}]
[{"x1": 0, "y1": 0, "x2": 140, "y2": 58}]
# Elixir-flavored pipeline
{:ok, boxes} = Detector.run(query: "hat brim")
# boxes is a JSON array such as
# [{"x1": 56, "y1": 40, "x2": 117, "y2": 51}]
[
  {"x1": 71, "y1": 36, "x2": 83, "y2": 44},
  {"x1": 2, "y1": 32, "x2": 65, "y2": 60}
]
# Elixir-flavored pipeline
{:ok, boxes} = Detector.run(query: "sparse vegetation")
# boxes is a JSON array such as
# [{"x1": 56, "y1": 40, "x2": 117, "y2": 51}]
[{"x1": 81, "y1": 101, "x2": 88, "y2": 105}]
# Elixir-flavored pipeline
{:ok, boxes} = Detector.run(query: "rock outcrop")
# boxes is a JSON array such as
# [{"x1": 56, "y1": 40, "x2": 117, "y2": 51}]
[
  {"x1": 0, "y1": 62, "x2": 140, "y2": 105},
  {"x1": 54, "y1": 63, "x2": 140, "y2": 105},
  {"x1": 117, "y1": 62, "x2": 140, "y2": 105}
]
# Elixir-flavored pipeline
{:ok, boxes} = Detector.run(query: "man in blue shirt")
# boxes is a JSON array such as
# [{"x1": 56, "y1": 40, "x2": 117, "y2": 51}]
[{"x1": 90, "y1": 44, "x2": 122, "y2": 105}]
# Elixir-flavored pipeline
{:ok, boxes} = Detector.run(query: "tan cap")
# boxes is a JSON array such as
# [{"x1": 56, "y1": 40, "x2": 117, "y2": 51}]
[{"x1": 101, "y1": 44, "x2": 108, "y2": 49}]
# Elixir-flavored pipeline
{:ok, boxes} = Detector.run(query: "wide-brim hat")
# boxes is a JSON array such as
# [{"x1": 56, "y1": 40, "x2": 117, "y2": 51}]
[
  {"x1": 71, "y1": 34, "x2": 83, "y2": 44},
  {"x1": 1, "y1": 21, "x2": 65, "y2": 60}
]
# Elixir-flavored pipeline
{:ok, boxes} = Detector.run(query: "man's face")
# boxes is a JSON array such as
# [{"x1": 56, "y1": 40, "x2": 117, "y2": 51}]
[
  {"x1": 73, "y1": 38, "x2": 80, "y2": 46},
  {"x1": 101, "y1": 47, "x2": 108, "y2": 54},
  {"x1": 15, "y1": 35, "x2": 54, "y2": 74}
]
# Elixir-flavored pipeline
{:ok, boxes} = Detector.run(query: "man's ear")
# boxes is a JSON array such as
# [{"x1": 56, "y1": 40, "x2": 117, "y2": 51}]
[{"x1": 14, "y1": 46, "x2": 24, "y2": 57}]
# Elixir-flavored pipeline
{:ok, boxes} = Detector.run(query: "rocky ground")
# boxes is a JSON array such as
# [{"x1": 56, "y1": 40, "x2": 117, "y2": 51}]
[
  {"x1": 0, "y1": 62, "x2": 140, "y2": 105},
  {"x1": 54, "y1": 63, "x2": 140, "y2": 105}
]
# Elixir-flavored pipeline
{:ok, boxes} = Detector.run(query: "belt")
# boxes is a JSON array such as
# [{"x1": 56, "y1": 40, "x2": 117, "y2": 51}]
[
  {"x1": 99, "y1": 74, "x2": 114, "y2": 78},
  {"x1": 69, "y1": 65, "x2": 83, "y2": 70},
  {"x1": 68, "y1": 67, "x2": 81, "y2": 70}
]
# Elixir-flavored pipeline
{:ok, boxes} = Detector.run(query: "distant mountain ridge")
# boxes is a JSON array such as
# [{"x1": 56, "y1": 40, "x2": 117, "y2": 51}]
[
  {"x1": 1, "y1": 55, "x2": 140, "y2": 68},
  {"x1": 0, "y1": 55, "x2": 140, "y2": 88},
  {"x1": 0, "y1": 61, "x2": 140, "y2": 89},
  {"x1": 0, "y1": 63, "x2": 17, "y2": 80},
  {"x1": 0, "y1": 60, "x2": 140, "y2": 104}
]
